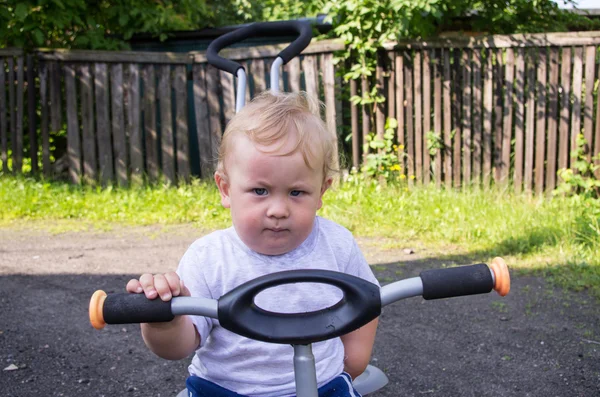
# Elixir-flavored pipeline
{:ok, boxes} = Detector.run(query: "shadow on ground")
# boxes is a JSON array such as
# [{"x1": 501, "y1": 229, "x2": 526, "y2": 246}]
[{"x1": 1, "y1": 256, "x2": 599, "y2": 396}]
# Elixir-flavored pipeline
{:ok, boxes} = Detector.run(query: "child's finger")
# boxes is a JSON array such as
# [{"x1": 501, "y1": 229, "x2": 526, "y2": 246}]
[
  {"x1": 126, "y1": 279, "x2": 143, "y2": 294},
  {"x1": 152, "y1": 274, "x2": 173, "y2": 301},
  {"x1": 139, "y1": 273, "x2": 158, "y2": 299},
  {"x1": 180, "y1": 279, "x2": 191, "y2": 297},
  {"x1": 164, "y1": 272, "x2": 181, "y2": 296}
]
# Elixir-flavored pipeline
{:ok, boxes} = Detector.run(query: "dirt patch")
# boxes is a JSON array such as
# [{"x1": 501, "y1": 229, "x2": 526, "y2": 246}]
[{"x1": 1, "y1": 226, "x2": 599, "y2": 396}]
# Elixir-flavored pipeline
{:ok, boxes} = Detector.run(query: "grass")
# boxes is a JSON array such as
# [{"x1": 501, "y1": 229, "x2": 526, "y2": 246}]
[{"x1": 1, "y1": 174, "x2": 599, "y2": 298}]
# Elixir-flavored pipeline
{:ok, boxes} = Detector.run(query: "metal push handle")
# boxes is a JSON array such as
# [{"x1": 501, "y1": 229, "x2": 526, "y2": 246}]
[
  {"x1": 206, "y1": 20, "x2": 313, "y2": 75},
  {"x1": 207, "y1": 20, "x2": 313, "y2": 110}
]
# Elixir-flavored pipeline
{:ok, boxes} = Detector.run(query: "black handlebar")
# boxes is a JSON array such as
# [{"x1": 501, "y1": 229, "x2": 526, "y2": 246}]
[
  {"x1": 206, "y1": 20, "x2": 313, "y2": 75},
  {"x1": 91, "y1": 262, "x2": 509, "y2": 340},
  {"x1": 218, "y1": 270, "x2": 381, "y2": 345},
  {"x1": 102, "y1": 292, "x2": 174, "y2": 324},
  {"x1": 420, "y1": 264, "x2": 494, "y2": 300}
]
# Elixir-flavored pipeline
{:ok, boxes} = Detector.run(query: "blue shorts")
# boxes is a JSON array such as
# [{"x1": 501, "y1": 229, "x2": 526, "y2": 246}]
[{"x1": 185, "y1": 372, "x2": 362, "y2": 397}]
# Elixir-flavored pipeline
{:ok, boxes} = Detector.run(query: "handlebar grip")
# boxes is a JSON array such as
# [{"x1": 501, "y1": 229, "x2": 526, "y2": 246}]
[
  {"x1": 207, "y1": 20, "x2": 313, "y2": 75},
  {"x1": 420, "y1": 263, "x2": 495, "y2": 300},
  {"x1": 89, "y1": 290, "x2": 174, "y2": 330}
]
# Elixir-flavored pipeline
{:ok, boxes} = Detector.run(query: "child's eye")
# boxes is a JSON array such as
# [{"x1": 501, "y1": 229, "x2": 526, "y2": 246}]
[
  {"x1": 290, "y1": 190, "x2": 303, "y2": 197},
  {"x1": 253, "y1": 188, "x2": 267, "y2": 196}
]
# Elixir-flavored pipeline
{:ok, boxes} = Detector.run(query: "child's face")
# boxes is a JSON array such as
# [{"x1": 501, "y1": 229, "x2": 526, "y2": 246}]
[{"x1": 215, "y1": 133, "x2": 331, "y2": 256}]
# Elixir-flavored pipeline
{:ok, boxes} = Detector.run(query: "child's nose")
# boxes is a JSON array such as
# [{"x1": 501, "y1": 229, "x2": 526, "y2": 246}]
[{"x1": 267, "y1": 198, "x2": 289, "y2": 219}]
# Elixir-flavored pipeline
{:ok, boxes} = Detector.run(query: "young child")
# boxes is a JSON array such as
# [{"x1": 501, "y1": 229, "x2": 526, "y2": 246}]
[{"x1": 126, "y1": 91, "x2": 380, "y2": 397}]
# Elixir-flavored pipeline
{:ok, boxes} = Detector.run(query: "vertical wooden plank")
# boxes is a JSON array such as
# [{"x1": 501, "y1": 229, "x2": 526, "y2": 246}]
[
  {"x1": 192, "y1": 64, "x2": 211, "y2": 178},
  {"x1": 244, "y1": 60, "x2": 251, "y2": 104},
  {"x1": 38, "y1": 62, "x2": 50, "y2": 176},
  {"x1": 350, "y1": 78, "x2": 359, "y2": 170},
  {"x1": 142, "y1": 65, "x2": 158, "y2": 181},
  {"x1": 7, "y1": 58, "x2": 15, "y2": 172},
  {"x1": 174, "y1": 65, "x2": 189, "y2": 182},
  {"x1": 64, "y1": 64, "x2": 81, "y2": 184},
  {"x1": 546, "y1": 48, "x2": 560, "y2": 193},
  {"x1": 433, "y1": 49, "x2": 442, "y2": 187},
  {"x1": 27, "y1": 55, "x2": 37, "y2": 174},
  {"x1": 127, "y1": 64, "x2": 143, "y2": 184},
  {"x1": 334, "y1": 74, "x2": 343, "y2": 155},
  {"x1": 583, "y1": 45, "x2": 596, "y2": 160},
  {"x1": 0, "y1": 59, "x2": 6, "y2": 173},
  {"x1": 405, "y1": 52, "x2": 415, "y2": 184},
  {"x1": 158, "y1": 65, "x2": 174, "y2": 184},
  {"x1": 483, "y1": 49, "x2": 494, "y2": 189},
  {"x1": 558, "y1": 47, "x2": 572, "y2": 172},
  {"x1": 252, "y1": 59, "x2": 266, "y2": 95},
  {"x1": 395, "y1": 53, "x2": 405, "y2": 173},
  {"x1": 387, "y1": 51, "x2": 396, "y2": 122},
  {"x1": 94, "y1": 63, "x2": 113, "y2": 184},
  {"x1": 287, "y1": 57, "x2": 301, "y2": 92},
  {"x1": 493, "y1": 49, "x2": 504, "y2": 185},
  {"x1": 49, "y1": 61, "x2": 62, "y2": 136},
  {"x1": 14, "y1": 56, "x2": 24, "y2": 173},
  {"x1": 206, "y1": 65, "x2": 222, "y2": 170},
  {"x1": 471, "y1": 49, "x2": 482, "y2": 186},
  {"x1": 302, "y1": 55, "x2": 319, "y2": 102},
  {"x1": 414, "y1": 51, "x2": 422, "y2": 183},
  {"x1": 110, "y1": 64, "x2": 127, "y2": 187},
  {"x1": 502, "y1": 48, "x2": 515, "y2": 186},
  {"x1": 375, "y1": 56, "x2": 385, "y2": 141},
  {"x1": 422, "y1": 50, "x2": 431, "y2": 184},
  {"x1": 221, "y1": 70, "x2": 235, "y2": 125},
  {"x1": 524, "y1": 49, "x2": 536, "y2": 194},
  {"x1": 535, "y1": 49, "x2": 547, "y2": 195},
  {"x1": 462, "y1": 49, "x2": 472, "y2": 185},
  {"x1": 323, "y1": 54, "x2": 337, "y2": 139},
  {"x1": 596, "y1": 56, "x2": 600, "y2": 178},
  {"x1": 513, "y1": 48, "x2": 526, "y2": 193},
  {"x1": 361, "y1": 76, "x2": 370, "y2": 165},
  {"x1": 80, "y1": 64, "x2": 97, "y2": 182},
  {"x1": 322, "y1": 54, "x2": 339, "y2": 174},
  {"x1": 443, "y1": 49, "x2": 452, "y2": 188},
  {"x1": 571, "y1": 46, "x2": 583, "y2": 167},
  {"x1": 452, "y1": 50, "x2": 462, "y2": 188}
]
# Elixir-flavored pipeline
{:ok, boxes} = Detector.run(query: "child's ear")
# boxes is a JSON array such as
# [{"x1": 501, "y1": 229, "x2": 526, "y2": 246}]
[
  {"x1": 214, "y1": 171, "x2": 231, "y2": 208},
  {"x1": 317, "y1": 177, "x2": 333, "y2": 209}
]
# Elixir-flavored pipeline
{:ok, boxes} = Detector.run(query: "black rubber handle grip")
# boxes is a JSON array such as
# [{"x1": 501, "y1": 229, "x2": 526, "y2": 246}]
[
  {"x1": 206, "y1": 20, "x2": 312, "y2": 75},
  {"x1": 102, "y1": 293, "x2": 174, "y2": 324},
  {"x1": 218, "y1": 270, "x2": 381, "y2": 345},
  {"x1": 420, "y1": 264, "x2": 494, "y2": 300}
]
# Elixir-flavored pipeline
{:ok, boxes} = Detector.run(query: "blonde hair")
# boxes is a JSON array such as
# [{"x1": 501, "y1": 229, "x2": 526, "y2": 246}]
[{"x1": 216, "y1": 91, "x2": 337, "y2": 180}]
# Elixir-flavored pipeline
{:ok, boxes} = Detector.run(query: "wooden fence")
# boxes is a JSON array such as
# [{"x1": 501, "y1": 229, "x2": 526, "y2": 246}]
[
  {"x1": 0, "y1": 40, "x2": 343, "y2": 185},
  {"x1": 376, "y1": 31, "x2": 600, "y2": 194},
  {"x1": 2, "y1": 31, "x2": 600, "y2": 194}
]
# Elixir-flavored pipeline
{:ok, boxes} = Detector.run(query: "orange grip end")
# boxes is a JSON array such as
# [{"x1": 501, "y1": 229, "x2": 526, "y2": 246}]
[
  {"x1": 89, "y1": 290, "x2": 107, "y2": 330},
  {"x1": 489, "y1": 257, "x2": 510, "y2": 297}
]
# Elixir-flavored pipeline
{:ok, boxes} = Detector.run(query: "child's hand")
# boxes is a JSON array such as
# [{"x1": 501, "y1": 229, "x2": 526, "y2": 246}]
[{"x1": 126, "y1": 272, "x2": 190, "y2": 301}]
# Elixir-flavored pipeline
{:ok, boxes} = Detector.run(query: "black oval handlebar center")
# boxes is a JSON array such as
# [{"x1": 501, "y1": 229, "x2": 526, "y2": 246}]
[
  {"x1": 206, "y1": 20, "x2": 313, "y2": 76},
  {"x1": 218, "y1": 270, "x2": 381, "y2": 345}
]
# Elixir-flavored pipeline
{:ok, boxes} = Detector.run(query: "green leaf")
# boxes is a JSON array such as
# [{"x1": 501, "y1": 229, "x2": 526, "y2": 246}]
[
  {"x1": 15, "y1": 3, "x2": 28, "y2": 21},
  {"x1": 119, "y1": 14, "x2": 129, "y2": 27},
  {"x1": 32, "y1": 29, "x2": 45, "y2": 46}
]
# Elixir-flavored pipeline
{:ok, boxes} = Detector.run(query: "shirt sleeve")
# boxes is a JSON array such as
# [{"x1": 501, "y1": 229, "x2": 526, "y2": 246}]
[
  {"x1": 176, "y1": 244, "x2": 214, "y2": 347},
  {"x1": 344, "y1": 238, "x2": 380, "y2": 287}
]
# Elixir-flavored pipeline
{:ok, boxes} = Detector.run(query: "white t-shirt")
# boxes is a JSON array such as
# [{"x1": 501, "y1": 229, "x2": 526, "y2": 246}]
[{"x1": 176, "y1": 216, "x2": 379, "y2": 396}]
